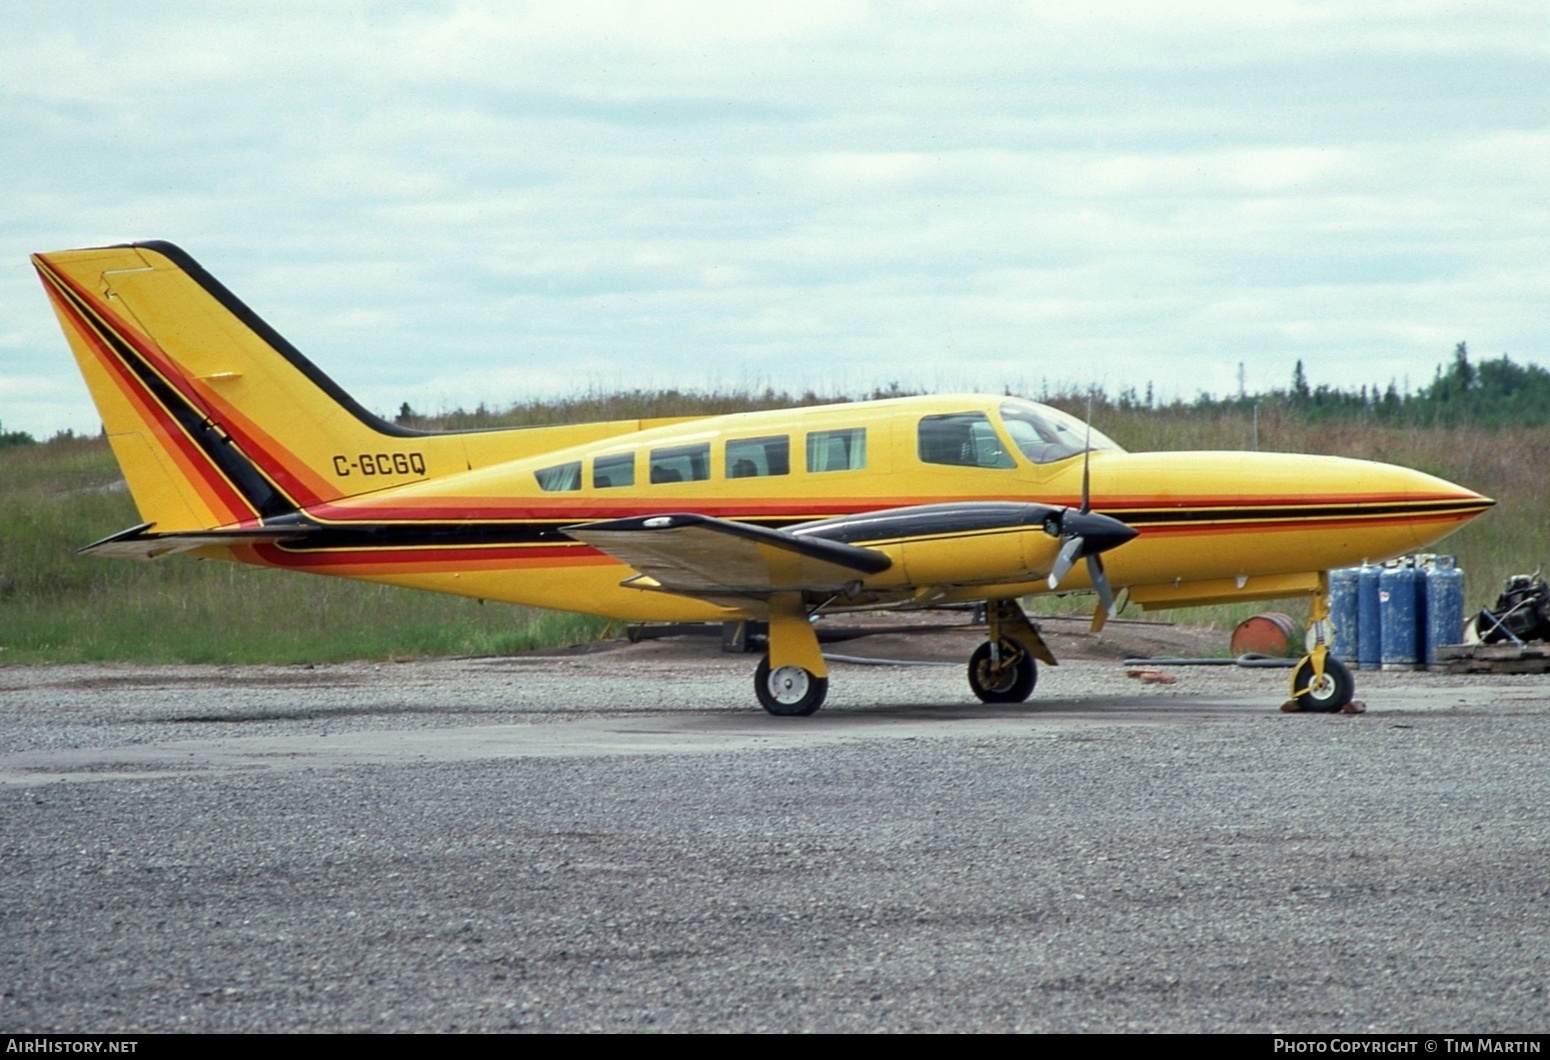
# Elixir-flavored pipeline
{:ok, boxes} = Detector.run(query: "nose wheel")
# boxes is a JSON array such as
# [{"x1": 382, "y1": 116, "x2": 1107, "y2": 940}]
[
  {"x1": 1290, "y1": 654, "x2": 1354, "y2": 712},
  {"x1": 755, "y1": 656, "x2": 828, "y2": 716},
  {"x1": 968, "y1": 640, "x2": 1038, "y2": 703}
]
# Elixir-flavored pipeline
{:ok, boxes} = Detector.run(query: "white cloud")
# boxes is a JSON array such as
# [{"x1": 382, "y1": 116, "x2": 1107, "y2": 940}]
[{"x1": 2, "y1": 3, "x2": 1548, "y2": 436}]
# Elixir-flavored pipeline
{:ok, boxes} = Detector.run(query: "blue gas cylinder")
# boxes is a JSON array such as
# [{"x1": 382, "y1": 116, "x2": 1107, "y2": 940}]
[
  {"x1": 1380, "y1": 563, "x2": 1420, "y2": 670},
  {"x1": 1424, "y1": 557, "x2": 1466, "y2": 668},
  {"x1": 1357, "y1": 564, "x2": 1382, "y2": 671},
  {"x1": 1329, "y1": 567, "x2": 1360, "y2": 665}
]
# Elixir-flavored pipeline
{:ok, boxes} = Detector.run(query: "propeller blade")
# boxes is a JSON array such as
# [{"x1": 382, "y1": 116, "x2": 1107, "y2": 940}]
[
  {"x1": 1087, "y1": 552, "x2": 1115, "y2": 615},
  {"x1": 1047, "y1": 535, "x2": 1084, "y2": 590},
  {"x1": 1087, "y1": 554, "x2": 1115, "y2": 633}
]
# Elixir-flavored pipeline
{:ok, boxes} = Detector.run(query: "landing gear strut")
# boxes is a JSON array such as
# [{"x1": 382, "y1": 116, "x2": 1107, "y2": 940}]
[
  {"x1": 968, "y1": 599, "x2": 1057, "y2": 704},
  {"x1": 755, "y1": 591, "x2": 830, "y2": 717},
  {"x1": 1288, "y1": 572, "x2": 1356, "y2": 713}
]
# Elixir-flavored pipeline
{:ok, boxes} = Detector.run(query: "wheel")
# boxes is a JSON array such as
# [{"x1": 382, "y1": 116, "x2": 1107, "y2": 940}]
[
  {"x1": 754, "y1": 656, "x2": 828, "y2": 716},
  {"x1": 967, "y1": 640, "x2": 1037, "y2": 703},
  {"x1": 1292, "y1": 655, "x2": 1354, "y2": 713}
]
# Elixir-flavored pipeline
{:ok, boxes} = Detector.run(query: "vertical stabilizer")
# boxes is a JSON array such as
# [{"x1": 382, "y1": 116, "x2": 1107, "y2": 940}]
[
  {"x1": 34, "y1": 241, "x2": 690, "y2": 532},
  {"x1": 33, "y1": 242, "x2": 446, "y2": 529}
]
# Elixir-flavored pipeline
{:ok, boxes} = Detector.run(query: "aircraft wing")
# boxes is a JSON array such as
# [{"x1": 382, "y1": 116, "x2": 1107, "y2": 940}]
[
  {"x1": 564, "y1": 513, "x2": 892, "y2": 598},
  {"x1": 79, "y1": 522, "x2": 318, "y2": 560}
]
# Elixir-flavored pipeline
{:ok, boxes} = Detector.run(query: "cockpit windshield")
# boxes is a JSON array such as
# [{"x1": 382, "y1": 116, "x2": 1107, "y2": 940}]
[{"x1": 997, "y1": 399, "x2": 1125, "y2": 465}]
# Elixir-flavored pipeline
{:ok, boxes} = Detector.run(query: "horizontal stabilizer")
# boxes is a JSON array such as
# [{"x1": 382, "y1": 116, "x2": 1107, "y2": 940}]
[
  {"x1": 79, "y1": 522, "x2": 318, "y2": 560},
  {"x1": 564, "y1": 513, "x2": 891, "y2": 598}
]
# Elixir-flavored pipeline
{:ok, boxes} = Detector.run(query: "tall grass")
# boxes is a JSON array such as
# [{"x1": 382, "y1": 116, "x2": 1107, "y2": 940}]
[
  {"x1": 2, "y1": 393, "x2": 1534, "y2": 663},
  {"x1": 0, "y1": 436, "x2": 604, "y2": 665}
]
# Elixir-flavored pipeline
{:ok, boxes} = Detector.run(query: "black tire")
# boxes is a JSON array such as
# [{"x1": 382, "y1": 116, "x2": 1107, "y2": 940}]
[
  {"x1": 1293, "y1": 655, "x2": 1355, "y2": 713},
  {"x1": 967, "y1": 641, "x2": 1037, "y2": 704},
  {"x1": 755, "y1": 656, "x2": 828, "y2": 716}
]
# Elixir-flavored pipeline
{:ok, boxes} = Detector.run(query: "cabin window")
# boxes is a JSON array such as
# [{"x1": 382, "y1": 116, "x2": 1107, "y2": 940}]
[
  {"x1": 534, "y1": 461, "x2": 582, "y2": 492},
  {"x1": 649, "y1": 443, "x2": 710, "y2": 484},
  {"x1": 593, "y1": 452, "x2": 635, "y2": 489},
  {"x1": 998, "y1": 398, "x2": 1124, "y2": 464},
  {"x1": 726, "y1": 436, "x2": 790, "y2": 478},
  {"x1": 806, "y1": 428, "x2": 866, "y2": 473},
  {"x1": 918, "y1": 412, "x2": 1015, "y2": 469}
]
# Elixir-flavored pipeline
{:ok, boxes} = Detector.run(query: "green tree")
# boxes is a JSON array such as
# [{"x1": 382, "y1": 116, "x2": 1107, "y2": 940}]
[
  {"x1": 1291, "y1": 360, "x2": 1310, "y2": 403},
  {"x1": 0, "y1": 419, "x2": 35, "y2": 448}
]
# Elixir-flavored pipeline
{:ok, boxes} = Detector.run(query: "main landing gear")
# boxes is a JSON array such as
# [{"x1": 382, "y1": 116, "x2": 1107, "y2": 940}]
[
  {"x1": 967, "y1": 599, "x2": 1057, "y2": 705},
  {"x1": 755, "y1": 592, "x2": 831, "y2": 717},
  {"x1": 752, "y1": 596, "x2": 1061, "y2": 716},
  {"x1": 1287, "y1": 572, "x2": 1358, "y2": 713}
]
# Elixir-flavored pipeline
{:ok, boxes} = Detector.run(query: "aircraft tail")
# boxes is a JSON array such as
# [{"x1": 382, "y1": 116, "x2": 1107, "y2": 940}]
[{"x1": 32, "y1": 241, "x2": 635, "y2": 533}]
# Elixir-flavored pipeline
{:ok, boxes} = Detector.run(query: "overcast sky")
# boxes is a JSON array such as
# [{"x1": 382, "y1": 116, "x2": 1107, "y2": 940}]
[{"x1": 2, "y1": 1, "x2": 1547, "y2": 436}]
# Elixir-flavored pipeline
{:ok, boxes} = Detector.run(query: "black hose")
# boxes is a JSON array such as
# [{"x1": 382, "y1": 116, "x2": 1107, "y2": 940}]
[{"x1": 1122, "y1": 653, "x2": 1299, "y2": 669}]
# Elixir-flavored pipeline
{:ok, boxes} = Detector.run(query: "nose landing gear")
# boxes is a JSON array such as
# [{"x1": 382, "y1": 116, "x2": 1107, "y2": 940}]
[
  {"x1": 1290, "y1": 653, "x2": 1355, "y2": 712},
  {"x1": 1288, "y1": 572, "x2": 1357, "y2": 713}
]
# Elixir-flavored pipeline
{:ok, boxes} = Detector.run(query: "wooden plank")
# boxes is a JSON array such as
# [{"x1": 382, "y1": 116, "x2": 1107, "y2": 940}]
[{"x1": 1436, "y1": 641, "x2": 1550, "y2": 674}]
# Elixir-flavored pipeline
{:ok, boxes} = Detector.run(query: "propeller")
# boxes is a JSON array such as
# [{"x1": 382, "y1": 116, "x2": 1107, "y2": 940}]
[{"x1": 1043, "y1": 394, "x2": 1137, "y2": 631}]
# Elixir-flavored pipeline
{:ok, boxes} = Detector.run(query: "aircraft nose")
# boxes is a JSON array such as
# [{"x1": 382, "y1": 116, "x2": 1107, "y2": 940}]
[
  {"x1": 1395, "y1": 474, "x2": 1495, "y2": 552},
  {"x1": 1261, "y1": 455, "x2": 1494, "y2": 559}
]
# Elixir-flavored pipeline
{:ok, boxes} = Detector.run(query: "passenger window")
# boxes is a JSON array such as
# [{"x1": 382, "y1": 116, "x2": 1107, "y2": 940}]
[
  {"x1": 726, "y1": 436, "x2": 790, "y2": 478},
  {"x1": 918, "y1": 413, "x2": 1015, "y2": 469},
  {"x1": 593, "y1": 452, "x2": 635, "y2": 489},
  {"x1": 649, "y1": 443, "x2": 710, "y2": 484},
  {"x1": 534, "y1": 461, "x2": 582, "y2": 492},
  {"x1": 806, "y1": 428, "x2": 866, "y2": 473}
]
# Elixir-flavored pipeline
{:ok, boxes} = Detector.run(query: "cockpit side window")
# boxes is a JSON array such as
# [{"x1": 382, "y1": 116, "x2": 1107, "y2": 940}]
[
  {"x1": 918, "y1": 413, "x2": 1016, "y2": 469},
  {"x1": 534, "y1": 461, "x2": 582, "y2": 492},
  {"x1": 998, "y1": 399, "x2": 1124, "y2": 464}
]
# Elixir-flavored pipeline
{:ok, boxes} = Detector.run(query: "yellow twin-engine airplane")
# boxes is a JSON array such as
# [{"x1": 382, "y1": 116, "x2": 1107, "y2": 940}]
[{"x1": 34, "y1": 242, "x2": 1494, "y2": 716}]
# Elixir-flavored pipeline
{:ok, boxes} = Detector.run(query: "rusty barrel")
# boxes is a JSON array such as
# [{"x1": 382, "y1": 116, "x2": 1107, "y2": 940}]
[{"x1": 1229, "y1": 612, "x2": 1298, "y2": 657}]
